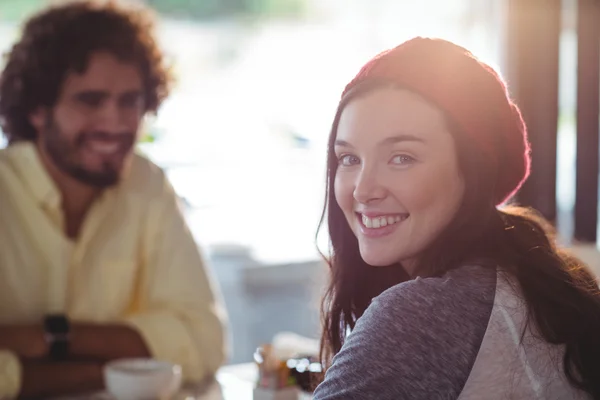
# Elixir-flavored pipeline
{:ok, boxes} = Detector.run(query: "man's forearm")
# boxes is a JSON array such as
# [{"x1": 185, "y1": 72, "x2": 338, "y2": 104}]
[
  {"x1": 0, "y1": 323, "x2": 151, "y2": 361},
  {"x1": 0, "y1": 326, "x2": 45, "y2": 359},
  {"x1": 70, "y1": 323, "x2": 151, "y2": 361},
  {"x1": 19, "y1": 360, "x2": 104, "y2": 399}
]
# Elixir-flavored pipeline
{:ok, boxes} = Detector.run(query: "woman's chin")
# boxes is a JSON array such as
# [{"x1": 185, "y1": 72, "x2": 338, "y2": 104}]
[
  {"x1": 360, "y1": 250, "x2": 417, "y2": 272},
  {"x1": 360, "y1": 252, "x2": 401, "y2": 268}
]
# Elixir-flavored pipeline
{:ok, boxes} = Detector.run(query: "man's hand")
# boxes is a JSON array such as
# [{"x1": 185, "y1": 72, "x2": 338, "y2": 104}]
[{"x1": 0, "y1": 325, "x2": 46, "y2": 359}]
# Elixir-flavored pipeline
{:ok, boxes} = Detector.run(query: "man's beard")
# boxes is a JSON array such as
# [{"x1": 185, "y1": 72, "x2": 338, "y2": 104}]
[{"x1": 41, "y1": 116, "x2": 136, "y2": 188}]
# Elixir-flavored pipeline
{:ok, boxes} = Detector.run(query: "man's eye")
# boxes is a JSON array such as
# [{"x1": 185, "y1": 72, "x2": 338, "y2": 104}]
[
  {"x1": 120, "y1": 93, "x2": 143, "y2": 108},
  {"x1": 76, "y1": 93, "x2": 104, "y2": 108}
]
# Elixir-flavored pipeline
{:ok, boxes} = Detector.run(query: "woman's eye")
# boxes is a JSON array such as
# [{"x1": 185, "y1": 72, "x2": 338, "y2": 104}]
[
  {"x1": 338, "y1": 154, "x2": 360, "y2": 166},
  {"x1": 390, "y1": 154, "x2": 416, "y2": 165}
]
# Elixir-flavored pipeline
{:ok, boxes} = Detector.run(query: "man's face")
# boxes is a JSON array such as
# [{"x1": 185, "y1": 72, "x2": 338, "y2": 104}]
[{"x1": 32, "y1": 51, "x2": 145, "y2": 187}]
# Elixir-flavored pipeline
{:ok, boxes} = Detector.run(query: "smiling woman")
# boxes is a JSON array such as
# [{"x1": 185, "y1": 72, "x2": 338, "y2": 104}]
[
  {"x1": 314, "y1": 37, "x2": 600, "y2": 400},
  {"x1": 333, "y1": 88, "x2": 464, "y2": 270}
]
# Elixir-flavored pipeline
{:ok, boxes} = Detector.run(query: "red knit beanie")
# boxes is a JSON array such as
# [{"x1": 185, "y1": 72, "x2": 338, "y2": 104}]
[{"x1": 341, "y1": 37, "x2": 531, "y2": 206}]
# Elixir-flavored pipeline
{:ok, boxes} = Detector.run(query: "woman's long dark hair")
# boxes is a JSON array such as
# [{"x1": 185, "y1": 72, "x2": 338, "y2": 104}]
[{"x1": 318, "y1": 83, "x2": 600, "y2": 398}]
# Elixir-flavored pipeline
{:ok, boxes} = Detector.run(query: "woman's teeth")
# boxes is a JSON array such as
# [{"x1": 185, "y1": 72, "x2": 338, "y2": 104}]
[{"x1": 361, "y1": 214, "x2": 408, "y2": 229}]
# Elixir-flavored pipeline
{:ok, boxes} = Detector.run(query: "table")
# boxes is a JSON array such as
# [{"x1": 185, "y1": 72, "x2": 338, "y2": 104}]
[{"x1": 58, "y1": 363, "x2": 311, "y2": 400}]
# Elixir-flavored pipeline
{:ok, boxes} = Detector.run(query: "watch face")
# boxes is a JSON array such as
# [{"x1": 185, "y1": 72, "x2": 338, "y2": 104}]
[{"x1": 45, "y1": 314, "x2": 70, "y2": 334}]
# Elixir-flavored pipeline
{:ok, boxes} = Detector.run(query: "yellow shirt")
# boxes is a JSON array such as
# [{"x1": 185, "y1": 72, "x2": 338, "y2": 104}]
[{"x1": 0, "y1": 142, "x2": 228, "y2": 398}]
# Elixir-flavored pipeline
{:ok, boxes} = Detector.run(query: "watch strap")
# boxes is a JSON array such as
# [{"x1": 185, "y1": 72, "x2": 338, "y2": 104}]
[{"x1": 43, "y1": 314, "x2": 70, "y2": 360}]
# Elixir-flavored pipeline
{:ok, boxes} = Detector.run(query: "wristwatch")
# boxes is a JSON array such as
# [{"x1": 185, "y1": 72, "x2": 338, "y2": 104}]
[{"x1": 43, "y1": 314, "x2": 71, "y2": 360}]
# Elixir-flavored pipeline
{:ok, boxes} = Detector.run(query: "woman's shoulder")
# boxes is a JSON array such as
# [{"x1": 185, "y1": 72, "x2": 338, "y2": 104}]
[
  {"x1": 313, "y1": 265, "x2": 498, "y2": 399},
  {"x1": 375, "y1": 264, "x2": 497, "y2": 316}
]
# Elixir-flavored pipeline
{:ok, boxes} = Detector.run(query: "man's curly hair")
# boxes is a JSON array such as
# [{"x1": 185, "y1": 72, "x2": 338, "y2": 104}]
[{"x1": 0, "y1": 0, "x2": 172, "y2": 143}]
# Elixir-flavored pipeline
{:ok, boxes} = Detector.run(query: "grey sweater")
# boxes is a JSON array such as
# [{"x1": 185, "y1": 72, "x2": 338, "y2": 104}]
[{"x1": 313, "y1": 265, "x2": 589, "y2": 399}]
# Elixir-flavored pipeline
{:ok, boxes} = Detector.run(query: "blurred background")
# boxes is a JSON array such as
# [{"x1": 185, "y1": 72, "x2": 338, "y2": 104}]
[{"x1": 0, "y1": 0, "x2": 595, "y2": 364}]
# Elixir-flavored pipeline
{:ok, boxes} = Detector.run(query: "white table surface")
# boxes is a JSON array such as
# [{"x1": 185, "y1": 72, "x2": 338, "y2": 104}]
[
  {"x1": 55, "y1": 362, "x2": 277, "y2": 400},
  {"x1": 214, "y1": 362, "x2": 258, "y2": 400}
]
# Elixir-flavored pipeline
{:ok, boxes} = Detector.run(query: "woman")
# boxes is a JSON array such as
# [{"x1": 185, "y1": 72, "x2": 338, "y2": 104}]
[{"x1": 313, "y1": 37, "x2": 600, "y2": 399}]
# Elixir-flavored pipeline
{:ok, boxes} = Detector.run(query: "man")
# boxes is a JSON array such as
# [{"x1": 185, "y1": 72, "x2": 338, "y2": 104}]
[{"x1": 0, "y1": 1, "x2": 227, "y2": 398}]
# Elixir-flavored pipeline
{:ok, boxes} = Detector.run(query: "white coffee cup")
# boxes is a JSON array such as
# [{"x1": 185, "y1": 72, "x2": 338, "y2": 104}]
[{"x1": 104, "y1": 358, "x2": 183, "y2": 400}]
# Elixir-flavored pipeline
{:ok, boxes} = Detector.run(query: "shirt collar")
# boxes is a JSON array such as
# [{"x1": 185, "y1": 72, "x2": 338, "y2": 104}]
[{"x1": 9, "y1": 141, "x2": 61, "y2": 210}]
